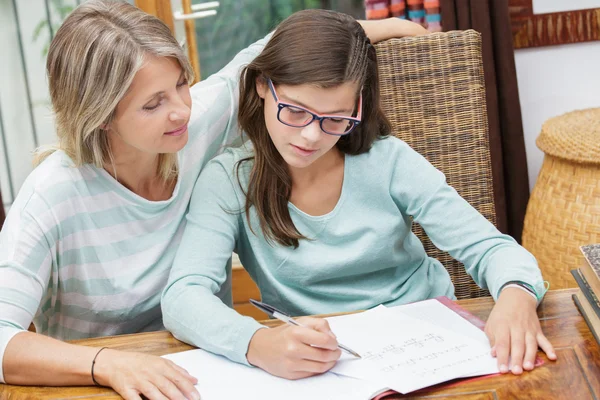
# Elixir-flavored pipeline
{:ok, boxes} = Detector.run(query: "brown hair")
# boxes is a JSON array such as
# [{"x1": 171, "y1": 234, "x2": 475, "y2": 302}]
[
  {"x1": 37, "y1": 0, "x2": 194, "y2": 182},
  {"x1": 238, "y1": 9, "x2": 391, "y2": 248}
]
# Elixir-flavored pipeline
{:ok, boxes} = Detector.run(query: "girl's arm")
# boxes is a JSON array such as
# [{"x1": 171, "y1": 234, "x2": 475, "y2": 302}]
[
  {"x1": 161, "y1": 154, "x2": 340, "y2": 379},
  {"x1": 161, "y1": 155, "x2": 264, "y2": 364},
  {"x1": 387, "y1": 138, "x2": 555, "y2": 374},
  {"x1": 0, "y1": 199, "x2": 198, "y2": 400}
]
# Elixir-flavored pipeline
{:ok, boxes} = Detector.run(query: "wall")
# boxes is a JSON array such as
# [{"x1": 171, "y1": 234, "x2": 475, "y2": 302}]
[
  {"x1": 0, "y1": 0, "x2": 133, "y2": 212},
  {"x1": 0, "y1": 0, "x2": 59, "y2": 209},
  {"x1": 514, "y1": 3, "x2": 600, "y2": 190}
]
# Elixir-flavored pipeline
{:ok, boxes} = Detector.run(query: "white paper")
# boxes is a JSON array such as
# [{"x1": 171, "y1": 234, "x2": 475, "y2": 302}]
[
  {"x1": 162, "y1": 349, "x2": 385, "y2": 400},
  {"x1": 328, "y1": 305, "x2": 499, "y2": 394},
  {"x1": 387, "y1": 299, "x2": 500, "y2": 377}
]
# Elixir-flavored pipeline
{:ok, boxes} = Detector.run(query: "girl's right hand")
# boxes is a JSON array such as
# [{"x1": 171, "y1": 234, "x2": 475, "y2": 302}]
[
  {"x1": 93, "y1": 349, "x2": 201, "y2": 400},
  {"x1": 246, "y1": 317, "x2": 342, "y2": 379}
]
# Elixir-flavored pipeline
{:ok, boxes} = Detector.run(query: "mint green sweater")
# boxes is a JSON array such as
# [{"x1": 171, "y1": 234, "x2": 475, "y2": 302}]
[{"x1": 162, "y1": 136, "x2": 544, "y2": 365}]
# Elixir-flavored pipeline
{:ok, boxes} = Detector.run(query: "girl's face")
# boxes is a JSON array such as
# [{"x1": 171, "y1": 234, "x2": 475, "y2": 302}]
[
  {"x1": 256, "y1": 79, "x2": 360, "y2": 170},
  {"x1": 106, "y1": 55, "x2": 191, "y2": 158}
]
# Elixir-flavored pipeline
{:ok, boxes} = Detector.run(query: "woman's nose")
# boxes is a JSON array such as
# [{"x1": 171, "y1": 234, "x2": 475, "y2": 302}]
[{"x1": 169, "y1": 104, "x2": 190, "y2": 122}]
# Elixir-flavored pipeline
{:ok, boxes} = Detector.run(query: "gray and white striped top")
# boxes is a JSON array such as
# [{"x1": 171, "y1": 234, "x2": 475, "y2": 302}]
[{"x1": 0, "y1": 35, "x2": 268, "y2": 383}]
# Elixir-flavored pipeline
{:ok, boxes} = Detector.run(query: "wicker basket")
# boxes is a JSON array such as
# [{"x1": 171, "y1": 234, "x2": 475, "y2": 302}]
[{"x1": 522, "y1": 108, "x2": 600, "y2": 289}]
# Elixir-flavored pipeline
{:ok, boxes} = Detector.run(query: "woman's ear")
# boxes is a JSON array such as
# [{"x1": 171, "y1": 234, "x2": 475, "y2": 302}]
[{"x1": 255, "y1": 77, "x2": 267, "y2": 100}]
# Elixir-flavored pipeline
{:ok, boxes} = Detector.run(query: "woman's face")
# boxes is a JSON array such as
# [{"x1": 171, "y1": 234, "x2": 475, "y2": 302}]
[
  {"x1": 256, "y1": 79, "x2": 359, "y2": 170},
  {"x1": 106, "y1": 55, "x2": 192, "y2": 158}
]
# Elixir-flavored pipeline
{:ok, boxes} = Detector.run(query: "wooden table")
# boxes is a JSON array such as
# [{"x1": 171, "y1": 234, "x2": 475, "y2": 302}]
[{"x1": 1, "y1": 289, "x2": 598, "y2": 399}]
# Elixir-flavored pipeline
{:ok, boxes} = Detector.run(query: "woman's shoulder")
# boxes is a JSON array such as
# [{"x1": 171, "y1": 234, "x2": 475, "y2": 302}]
[
  {"x1": 24, "y1": 151, "x2": 85, "y2": 191},
  {"x1": 16, "y1": 151, "x2": 97, "y2": 210}
]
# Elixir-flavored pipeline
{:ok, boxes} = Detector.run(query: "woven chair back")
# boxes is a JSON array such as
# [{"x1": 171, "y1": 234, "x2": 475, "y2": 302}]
[{"x1": 375, "y1": 30, "x2": 495, "y2": 299}]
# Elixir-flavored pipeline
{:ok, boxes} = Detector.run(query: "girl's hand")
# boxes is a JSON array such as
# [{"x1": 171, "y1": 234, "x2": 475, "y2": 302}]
[
  {"x1": 484, "y1": 287, "x2": 557, "y2": 374},
  {"x1": 93, "y1": 349, "x2": 200, "y2": 400},
  {"x1": 246, "y1": 317, "x2": 341, "y2": 379}
]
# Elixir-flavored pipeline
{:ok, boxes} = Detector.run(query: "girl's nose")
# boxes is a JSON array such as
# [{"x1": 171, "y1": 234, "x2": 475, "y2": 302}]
[{"x1": 300, "y1": 119, "x2": 322, "y2": 142}]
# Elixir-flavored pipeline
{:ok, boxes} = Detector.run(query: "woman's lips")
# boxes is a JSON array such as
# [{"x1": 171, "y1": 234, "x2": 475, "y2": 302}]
[{"x1": 165, "y1": 124, "x2": 188, "y2": 136}]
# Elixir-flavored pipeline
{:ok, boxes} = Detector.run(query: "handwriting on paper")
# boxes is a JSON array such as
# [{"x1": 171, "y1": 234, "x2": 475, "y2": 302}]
[{"x1": 328, "y1": 305, "x2": 498, "y2": 394}]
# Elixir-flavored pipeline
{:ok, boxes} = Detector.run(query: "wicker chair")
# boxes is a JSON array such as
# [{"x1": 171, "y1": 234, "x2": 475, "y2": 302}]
[{"x1": 375, "y1": 30, "x2": 495, "y2": 299}]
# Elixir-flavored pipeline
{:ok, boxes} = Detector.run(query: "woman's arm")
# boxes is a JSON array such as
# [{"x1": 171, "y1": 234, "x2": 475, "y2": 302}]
[
  {"x1": 187, "y1": 34, "x2": 272, "y2": 150},
  {"x1": 186, "y1": 19, "x2": 427, "y2": 153},
  {"x1": 0, "y1": 199, "x2": 198, "y2": 400},
  {"x1": 359, "y1": 18, "x2": 429, "y2": 43},
  {"x1": 4, "y1": 332, "x2": 199, "y2": 400}
]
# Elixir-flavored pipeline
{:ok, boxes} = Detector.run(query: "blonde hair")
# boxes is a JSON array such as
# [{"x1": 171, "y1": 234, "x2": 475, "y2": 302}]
[{"x1": 37, "y1": 0, "x2": 194, "y2": 181}]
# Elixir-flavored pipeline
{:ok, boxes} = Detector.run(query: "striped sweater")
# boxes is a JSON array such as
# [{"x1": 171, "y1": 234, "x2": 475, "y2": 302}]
[{"x1": 0, "y1": 35, "x2": 268, "y2": 383}]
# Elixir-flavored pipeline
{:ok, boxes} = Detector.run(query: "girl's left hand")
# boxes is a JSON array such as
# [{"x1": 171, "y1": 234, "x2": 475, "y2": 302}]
[{"x1": 484, "y1": 287, "x2": 557, "y2": 375}]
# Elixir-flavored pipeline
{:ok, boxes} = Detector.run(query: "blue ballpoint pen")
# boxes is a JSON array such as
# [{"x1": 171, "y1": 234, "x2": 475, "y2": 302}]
[{"x1": 249, "y1": 298, "x2": 362, "y2": 358}]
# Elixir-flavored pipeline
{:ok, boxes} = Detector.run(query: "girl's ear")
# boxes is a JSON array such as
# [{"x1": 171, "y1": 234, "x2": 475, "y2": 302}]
[{"x1": 255, "y1": 76, "x2": 267, "y2": 100}]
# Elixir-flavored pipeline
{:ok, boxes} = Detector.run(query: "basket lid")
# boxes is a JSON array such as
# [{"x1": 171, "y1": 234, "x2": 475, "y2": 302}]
[{"x1": 536, "y1": 108, "x2": 600, "y2": 164}]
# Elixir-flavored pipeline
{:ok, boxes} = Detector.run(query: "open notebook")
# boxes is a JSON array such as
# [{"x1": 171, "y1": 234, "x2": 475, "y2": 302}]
[{"x1": 162, "y1": 297, "x2": 499, "y2": 399}]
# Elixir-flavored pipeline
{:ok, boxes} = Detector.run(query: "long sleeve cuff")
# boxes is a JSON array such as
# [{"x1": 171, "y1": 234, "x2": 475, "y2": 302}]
[
  {"x1": 492, "y1": 273, "x2": 547, "y2": 306},
  {"x1": 0, "y1": 326, "x2": 25, "y2": 383},
  {"x1": 233, "y1": 322, "x2": 267, "y2": 366},
  {"x1": 501, "y1": 283, "x2": 538, "y2": 301}
]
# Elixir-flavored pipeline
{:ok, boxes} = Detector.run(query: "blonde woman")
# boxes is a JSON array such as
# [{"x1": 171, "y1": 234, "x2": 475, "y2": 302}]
[{"x1": 0, "y1": 1, "x2": 427, "y2": 399}]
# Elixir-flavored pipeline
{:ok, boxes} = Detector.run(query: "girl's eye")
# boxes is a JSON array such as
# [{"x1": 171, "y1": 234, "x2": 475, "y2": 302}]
[
  {"x1": 329, "y1": 118, "x2": 344, "y2": 123},
  {"x1": 287, "y1": 107, "x2": 305, "y2": 114},
  {"x1": 177, "y1": 78, "x2": 188, "y2": 88}
]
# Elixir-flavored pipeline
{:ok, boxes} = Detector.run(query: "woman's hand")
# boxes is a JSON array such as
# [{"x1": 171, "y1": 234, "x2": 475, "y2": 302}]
[
  {"x1": 359, "y1": 18, "x2": 429, "y2": 44},
  {"x1": 484, "y1": 287, "x2": 557, "y2": 374},
  {"x1": 246, "y1": 317, "x2": 341, "y2": 380},
  {"x1": 93, "y1": 349, "x2": 200, "y2": 400}
]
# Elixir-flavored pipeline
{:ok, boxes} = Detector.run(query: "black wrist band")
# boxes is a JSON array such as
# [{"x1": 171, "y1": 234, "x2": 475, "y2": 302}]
[
  {"x1": 91, "y1": 347, "x2": 108, "y2": 386},
  {"x1": 501, "y1": 280, "x2": 536, "y2": 296}
]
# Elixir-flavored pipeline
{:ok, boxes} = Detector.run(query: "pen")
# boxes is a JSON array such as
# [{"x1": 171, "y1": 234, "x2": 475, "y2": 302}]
[{"x1": 249, "y1": 298, "x2": 362, "y2": 358}]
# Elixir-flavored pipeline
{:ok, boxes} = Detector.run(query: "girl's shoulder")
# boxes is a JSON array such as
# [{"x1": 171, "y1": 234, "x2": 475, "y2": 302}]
[
  {"x1": 353, "y1": 136, "x2": 420, "y2": 165},
  {"x1": 349, "y1": 136, "x2": 441, "y2": 184},
  {"x1": 205, "y1": 143, "x2": 254, "y2": 172},
  {"x1": 200, "y1": 143, "x2": 255, "y2": 186}
]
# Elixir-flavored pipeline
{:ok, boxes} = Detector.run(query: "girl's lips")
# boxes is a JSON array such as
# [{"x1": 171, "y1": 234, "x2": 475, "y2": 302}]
[
  {"x1": 165, "y1": 125, "x2": 188, "y2": 136},
  {"x1": 291, "y1": 144, "x2": 317, "y2": 157}
]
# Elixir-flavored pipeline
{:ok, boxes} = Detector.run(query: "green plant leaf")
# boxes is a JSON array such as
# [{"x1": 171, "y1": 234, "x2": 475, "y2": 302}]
[
  {"x1": 58, "y1": 5, "x2": 74, "y2": 18},
  {"x1": 32, "y1": 20, "x2": 48, "y2": 41}
]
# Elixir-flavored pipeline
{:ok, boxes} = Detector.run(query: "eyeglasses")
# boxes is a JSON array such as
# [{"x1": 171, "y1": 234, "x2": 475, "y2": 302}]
[{"x1": 267, "y1": 78, "x2": 362, "y2": 136}]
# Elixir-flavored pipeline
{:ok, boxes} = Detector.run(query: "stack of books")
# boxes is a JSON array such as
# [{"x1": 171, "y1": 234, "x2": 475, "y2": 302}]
[{"x1": 571, "y1": 244, "x2": 600, "y2": 345}]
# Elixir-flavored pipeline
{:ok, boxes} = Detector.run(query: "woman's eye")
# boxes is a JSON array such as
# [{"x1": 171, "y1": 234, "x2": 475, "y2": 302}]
[
  {"x1": 329, "y1": 118, "x2": 344, "y2": 123},
  {"x1": 177, "y1": 79, "x2": 188, "y2": 87},
  {"x1": 143, "y1": 101, "x2": 161, "y2": 111}
]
